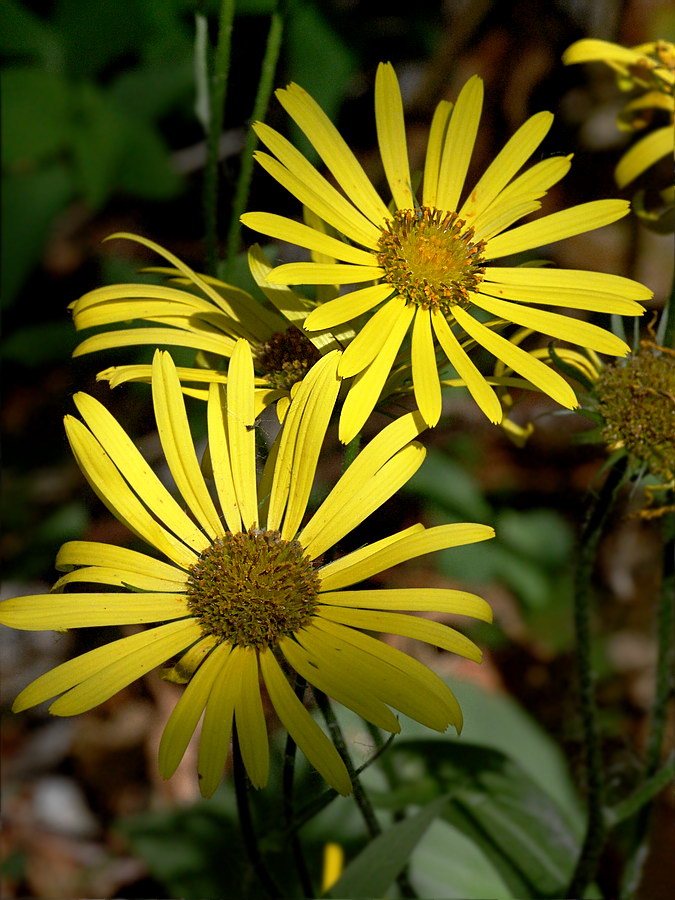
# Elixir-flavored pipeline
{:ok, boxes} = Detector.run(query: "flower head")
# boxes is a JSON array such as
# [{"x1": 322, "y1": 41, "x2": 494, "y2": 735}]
[
  {"x1": 0, "y1": 343, "x2": 494, "y2": 797},
  {"x1": 242, "y1": 62, "x2": 651, "y2": 442},
  {"x1": 563, "y1": 38, "x2": 675, "y2": 189},
  {"x1": 71, "y1": 233, "x2": 348, "y2": 421}
]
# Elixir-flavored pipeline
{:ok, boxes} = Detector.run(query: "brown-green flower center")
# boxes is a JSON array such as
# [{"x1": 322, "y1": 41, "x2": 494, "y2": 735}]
[
  {"x1": 255, "y1": 326, "x2": 322, "y2": 391},
  {"x1": 186, "y1": 529, "x2": 320, "y2": 648},
  {"x1": 595, "y1": 345, "x2": 675, "y2": 481},
  {"x1": 377, "y1": 207, "x2": 486, "y2": 313}
]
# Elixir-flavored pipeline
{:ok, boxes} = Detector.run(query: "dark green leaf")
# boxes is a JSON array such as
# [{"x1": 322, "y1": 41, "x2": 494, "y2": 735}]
[
  {"x1": 1, "y1": 164, "x2": 73, "y2": 305},
  {"x1": 108, "y1": 58, "x2": 194, "y2": 122},
  {"x1": 2, "y1": 321, "x2": 77, "y2": 364},
  {"x1": 54, "y1": 0, "x2": 149, "y2": 76},
  {"x1": 0, "y1": 1, "x2": 63, "y2": 69},
  {"x1": 394, "y1": 740, "x2": 580, "y2": 899},
  {"x1": 404, "y1": 448, "x2": 493, "y2": 522},
  {"x1": 115, "y1": 121, "x2": 182, "y2": 200},
  {"x1": 70, "y1": 84, "x2": 128, "y2": 210},
  {"x1": 328, "y1": 795, "x2": 448, "y2": 898},
  {"x1": 1, "y1": 67, "x2": 70, "y2": 166}
]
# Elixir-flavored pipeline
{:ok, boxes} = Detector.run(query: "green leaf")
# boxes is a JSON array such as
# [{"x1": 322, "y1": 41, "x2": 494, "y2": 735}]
[
  {"x1": 496, "y1": 509, "x2": 574, "y2": 568},
  {"x1": 1, "y1": 67, "x2": 70, "y2": 166},
  {"x1": 2, "y1": 321, "x2": 77, "y2": 364},
  {"x1": 70, "y1": 84, "x2": 128, "y2": 210},
  {"x1": 404, "y1": 448, "x2": 493, "y2": 522},
  {"x1": 115, "y1": 121, "x2": 182, "y2": 200},
  {"x1": 327, "y1": 795, "x2": 448, "y2": 898},
  {"x1": 0, "y1": 0, "x2": 63, "y2": 69},
  {"x1": 54, "y1": 0, "x2": 149, "y2": 76},
  {"x1": 394, "y1": 740, "x2": 580, "y2": 899},
  {"x1": 1, "y1": 164, "x2": 73, "y2": 305},
  {"x1": 108, "y1": 58, "x2": 194, "y2": 123}
]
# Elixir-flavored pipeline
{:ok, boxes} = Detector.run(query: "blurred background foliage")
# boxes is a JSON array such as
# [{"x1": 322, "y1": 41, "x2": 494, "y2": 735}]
[{"x1": 1, "y1": 0, "x2": 673, "y2": 898}]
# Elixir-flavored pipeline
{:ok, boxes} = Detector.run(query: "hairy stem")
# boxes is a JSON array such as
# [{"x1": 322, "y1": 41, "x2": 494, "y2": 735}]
[{"x1": 282, "y1": 676, "x2": 315, "y2": 897}]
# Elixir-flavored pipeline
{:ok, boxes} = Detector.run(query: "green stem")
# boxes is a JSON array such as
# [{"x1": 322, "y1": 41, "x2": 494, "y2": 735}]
[
  {"x1": 663, "y1": 269, "x2": 675, "y2": 349},
  {"x1": 232, "y1": 727, "x2": 282, "y2": 899},
  {"x1": 341, "y1": 433, "x2": 362, "y2": 474},
  {"x1": 313, "y1": 688, "x2": 381, "y2": 838},
  {"x1": 567, "y1": 457, "x2": 628, "y2": 898},
  {"x1": 204, "y1": 0, "x2": 236, "y2": 275},
  {"x1": 619, "y1": 511, "x2": 675, "y2": 898},
  {"x1": 224, "y1": 7, "x2": 284, "y2": 269},
  {"x1": 282, "y1": 676, "x2": 315, "y2": 898}
]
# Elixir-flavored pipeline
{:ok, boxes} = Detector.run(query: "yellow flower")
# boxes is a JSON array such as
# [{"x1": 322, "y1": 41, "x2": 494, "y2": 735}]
[
  {"x1": 241, "y1": 62, "x2": 651, "y2": 443},
  {"x1": 71, "y1": 232, "x2": 350, "y2": 421},
  {"x1": 563, "y1": 38, "x2": 675, "y2": 187},
  {"x1": 0, "y1": 344, "x2": 494, "y2": 797}
]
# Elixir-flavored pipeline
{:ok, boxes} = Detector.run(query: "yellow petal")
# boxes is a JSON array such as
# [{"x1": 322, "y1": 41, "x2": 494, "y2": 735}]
[
  {"x1": 151, "y1": 352, "x2": 223, "y2": 538},
  {"x1": 339, "y1": 294, "x2": 407, "y2": 377},
  {"x1": 51, "y1": 568, "x2": 185, "y2": 592},
  {"x1": 252, "y1": 141, "x2": 380, "y2": 248},
  {"x1": 318, "y1": 523, "x2": 494, "y2": 592},
  {"x1": 301, "y1": 442, "x2": 426, "y2": 560},
  {"x1": 159, "y1": 641, "x2": 230, "y2": 778},
  {"x1": 73, "y1": 326, "x2": 236, "y2": 360},
  {"x1": 423, "y1": 100, "x2": 453, "y2": 208},
  {"x1": 319, "y1": 588, "x2": 492, "y2": 620},
  {"x1": 436, "y1": 76, "x2": 484, "y2": 213},
  {"x1": 375, "y1": 62, "x2": 414, "y2": 210},
  {"x1": 460, "y1": 111, "x2": 553, "y2": 222},
  {"x1": 234, "y1": 648, "x2": 269, "y2": 789},
  {"x1": 277, "y1": 83, "x2": 390, "y2": 226},
  {"x1": 318, "y1": 606, "x2": 482, "y2": 661},
  {"x1": 411, "y1": 307, "x2": 442, "y2": 426},
  {"x1": 64, "y1": 416, "x2": 198, "y2": 569},
  {"x1": 207, "y1": 383, "x2": 243, "y2": 534},
  {"x1": 480, "y1": 271, "x2": 649, "y2": 313},
  {"x1": 615, "y1": 126, "x2": 674, "y2": 188},
  {"x1": 562, "y1": 39, "x2": 651, "y2": 67},
  {"x1": 282, "y1": 631, "x2": 401, "y2": 732},
  {"x1": 304, "y1": 283, "x2": 393, "y2": 331},
  {"x1": 431, "y1": 310, "x2": 502, "y2": 423},
  {"x1": 299, "y1": 412, "x2": 427, "y2": 554},
  {"x1": 0, "y1": 593, "x2": 188, "y2": 629},
  {"x1": 452, "y1": 306, "x2": 579, "y2": 408},
  {"x1": 338, "y1": 302, "x2": 415, "y2": 443},
  {"x1": 312, "y1": 617, "x2": 462, "y2": 730},
  {"x1": 226, "y1": 340, "x2": 258, "y2": 529},
  {"x1": 267, "y1": 262, "x2": 384, "y2": 286},
  {"x1": 469, "y1": 293, "x2": 631, "y2": 355},
  {"x1": 241, "y1": 212, "x2": 377, "y2": 266},
  {"x1": 48, "y1": 620, "x2": 202, "y2": 716},
  {"x1": 55, "y1": 542, "x2": 186, "y2": 582},
  {"x1": 485, "y1": 199, "x2": 630, "y2": 259},
  {"x1": 259, "y1": 648, "x2": 351, "y2": 795},
  {"x1": 198, "y1": 644, "x2": 240, "y2": 798}
]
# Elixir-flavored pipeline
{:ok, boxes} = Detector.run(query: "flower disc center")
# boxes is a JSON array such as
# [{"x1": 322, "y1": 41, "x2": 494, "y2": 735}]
[
  {"x1": 256, "y1": 326, "x2": 322, "y2": 391},
  {"x1": 187, "y1": 529, "x2": 320, "y2": 648},
  {"x1": 377, "y1": 207, "x2": 486, "y2": 312}
]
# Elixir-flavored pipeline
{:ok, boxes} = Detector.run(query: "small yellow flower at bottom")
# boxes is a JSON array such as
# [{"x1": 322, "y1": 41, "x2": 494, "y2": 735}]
[{"x1": 0, "y1": 343, "x2": 494, "y2": 798}]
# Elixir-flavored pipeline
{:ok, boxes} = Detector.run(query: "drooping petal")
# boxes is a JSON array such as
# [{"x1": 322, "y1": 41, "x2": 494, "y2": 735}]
[
  {"x1": 338, "y1": 294, "x2": 407, "y2": 377},
  {"x1": 435, "y1": 76, "x2": 484, "y2": 213},
  {"x1": 73, "y1": 327, "x2": 237, "y2": 360},
  {"x1": 338, "y1": 302, "x2": 416, "y2": 443},
  {"x1": 48, "y1": 620, "x2": 203, "y2": 716},
  {"x1": 234, "y1": 648, "x2": 269, "y2": 789},
  {"x1": 431, "y1": 310, "x2": 502, "y2": 423},
  {"x1": 281, "y1": 632, "x2": 401, "y2": 732},
  {"x1": 55, "y1": 542, "x2": 187, "y2": 584},
  {"x1": 375, "y1": 62, "x2": 414, "y2": 210},
  {"x1": 411, "y1": 307, "x2": 442, "y2": 426},
  {"x1": 469, "y1": 293, "x2": 631, "y2": 355},
  {"x1": 483, "y1": 266, "x2": 653, "y2": 301},
  {"x1": 485, "y1": 199, "x2": 630, "y2": 259},
  {"x1": 198, "y1": 644, "x2": 241, "y2": 797},
  {"x1": 267, "y1": 262, "x2": 384, "y2": 286},
  {"x1": 158, "y1": 641, "x2": 231, "y2": 779},
  {"x1": 451, "y1": 306, "x2": 580, "y2": 408},
  {"x1": 318, "y1": 523, "x2": 494, "y2": 592},
  {"x1": 319, "y1": 588, "x2": 492, "y2": 620},
  {"x1": 478, "y1": 276, "x2": 647, "y2": 315},
  {"x1": 304, "y1": 283, "x2": 393, "y2": 331},
  {"x1": 259, "y1": 648, "x2": 352, "y2": 795},
  {"x1": 615, "y1": 126, "x2": 674, "y2": 187}
]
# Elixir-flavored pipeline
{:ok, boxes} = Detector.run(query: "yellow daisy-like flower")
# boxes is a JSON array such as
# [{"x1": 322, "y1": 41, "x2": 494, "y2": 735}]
[
  {"x1": 71, "y1": 232, "x2": 348, "y2": 420},
  {"x1": 563, "y1": 38, "x2": 675, "y2": 187},
  {"x1": 241, "y1": 62, "x2": 651, "y2": 443},
  {"x1": 0, "y1": 343, "x2": 494, "y2": 797}
]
